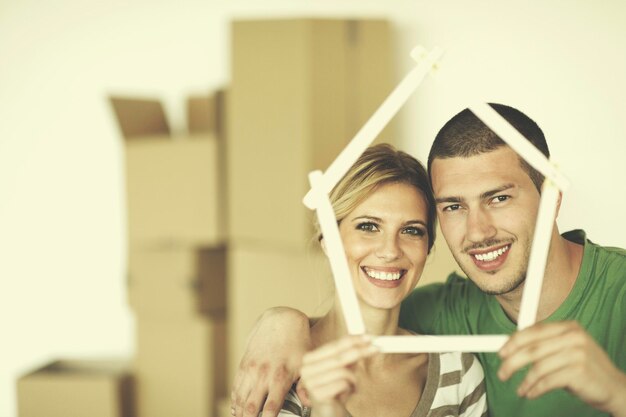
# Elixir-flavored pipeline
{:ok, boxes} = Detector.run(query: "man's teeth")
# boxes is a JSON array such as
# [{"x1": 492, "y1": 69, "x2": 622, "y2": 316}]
[
  {"x1": 474, "y1": 246, "x2": 509, "y2": 262},
  {"x1": 365, "y1": 269, "x2": 402, "y2": 281}
]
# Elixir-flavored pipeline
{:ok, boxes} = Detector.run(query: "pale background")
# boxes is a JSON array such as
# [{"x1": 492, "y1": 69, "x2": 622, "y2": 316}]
[{"x1": 1, "y1": 1, "x2": 625, "y2": 416}]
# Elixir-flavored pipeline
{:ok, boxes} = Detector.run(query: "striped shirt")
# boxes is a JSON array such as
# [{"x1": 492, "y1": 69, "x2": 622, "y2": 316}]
[{"x1": 278, "y1": 352, "x2": 487, "y2": 417}]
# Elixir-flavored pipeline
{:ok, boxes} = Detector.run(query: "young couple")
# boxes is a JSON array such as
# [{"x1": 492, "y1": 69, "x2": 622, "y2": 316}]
[{"x1": 232, "y1": 104, "x2": 626, "y2": 417}]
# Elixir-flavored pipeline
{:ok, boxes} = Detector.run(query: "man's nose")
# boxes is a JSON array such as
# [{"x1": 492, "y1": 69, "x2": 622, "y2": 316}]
[{"x1": 466, "y1": 207, "x2": 497, "y2": 243}]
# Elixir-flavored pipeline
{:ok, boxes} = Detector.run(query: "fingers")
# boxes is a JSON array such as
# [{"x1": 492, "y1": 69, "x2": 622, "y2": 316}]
[
  {"x1": 233, "y1": 360, "x2": 264, "y2": 417},
  {"x1": 299, "y1": 335, "x2": 377, "y2": 407},
  {"x1": 499, "y1": 321, "x2": 578, "y2": 357},
  {"x1": 498, "y1": 320, "x2": 625, "y2": 411},
  {"x1": 232, "y1": 360, "x2": 296, "y2": 417},
  {"x1": 516, "y1": 349, "x2": 581, "y2": 397},
  {"x1": 302, "y1": 335, "x2": 377, "y2": 371},
  {"x1": 498, "y1": 328, "x2": 576, "y2": 380},
  {"x1": 301, "y1": 366, "x2": 357, "y2": 404},
  {"x1": 231, "y1": 363, "x2": 254, "y2": 417},
  {"x1": 306, "y1": 377, "x2": 357, "y2": 403},
  {"x1": 243, "y1": 385, "x2": 269, "y2": 417},
  {"x1": 231, "y1": 307, "x2": 311, "y2": 416},
  {"x1": 303, "y1": 367, "x2": 357, "y2": 393},
  {"x1": 261, "y1": 366, "x2": 294, "y2": 417}
]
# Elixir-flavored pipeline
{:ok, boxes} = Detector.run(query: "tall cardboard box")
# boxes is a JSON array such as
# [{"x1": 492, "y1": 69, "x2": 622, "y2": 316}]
[
  {"x1": 128, "y1": 244, "x2": 227, "y2": 319},
  {"x1": 228, "y1": 19, "x2": 394, "y2": 248},
  {"x1": 17, "y1": 359, "x2": 134, "y2": 417},
  {"x1": 135, "y1": 316, "x2": 227, "y2": 417},
  {"x1": 227, "y1": 244, "x2": 333, "y2": 386}
]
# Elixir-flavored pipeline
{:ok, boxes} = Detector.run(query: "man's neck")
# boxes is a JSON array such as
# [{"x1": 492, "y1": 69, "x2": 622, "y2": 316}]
[{"x1": 496, "y1": 227, "x2": 584, "y2": 324}]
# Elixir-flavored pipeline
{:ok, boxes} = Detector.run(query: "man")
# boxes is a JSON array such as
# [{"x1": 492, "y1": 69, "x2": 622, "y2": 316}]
[{"x1": 231, "y1": 104, "x2": 626, "y2": 417}]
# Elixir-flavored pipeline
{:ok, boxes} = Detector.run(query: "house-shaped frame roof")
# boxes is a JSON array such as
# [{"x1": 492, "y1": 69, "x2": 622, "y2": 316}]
[{"x1": 305, "y1": 46, "x2": 569, "y2": 353}]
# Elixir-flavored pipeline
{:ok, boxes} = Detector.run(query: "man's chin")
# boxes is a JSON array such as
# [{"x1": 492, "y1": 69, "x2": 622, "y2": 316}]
[
  {"x1": 471, "y1": 275, "x2": 527, "y2": 296},
  {"x1": 460, "y1": 266, "x2": 526, "y2": 296}
]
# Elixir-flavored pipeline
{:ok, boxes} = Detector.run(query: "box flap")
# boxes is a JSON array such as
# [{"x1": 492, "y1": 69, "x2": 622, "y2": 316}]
[{"x1": 110, "y1": 97, "x2": 170, "y2": 139}]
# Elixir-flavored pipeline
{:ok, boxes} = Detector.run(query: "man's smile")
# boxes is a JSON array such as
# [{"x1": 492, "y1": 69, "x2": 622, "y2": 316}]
[{"x1": 467, "y1": 243, "x2": 512, "y2": 271}]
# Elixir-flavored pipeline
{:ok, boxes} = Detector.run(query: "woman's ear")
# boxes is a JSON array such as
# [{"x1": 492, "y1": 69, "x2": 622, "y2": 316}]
[
  {"x1": 555, "y1": 190, "x2": 563, "y2": 219},
  {"x1": 320, "y1": 236, "x2": 328, "y2": 256}
]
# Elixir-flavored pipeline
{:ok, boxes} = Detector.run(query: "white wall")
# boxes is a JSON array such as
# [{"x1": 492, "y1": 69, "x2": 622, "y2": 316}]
[{"x1": 1, "y1": 1, "x2": 624, "y2": 416}]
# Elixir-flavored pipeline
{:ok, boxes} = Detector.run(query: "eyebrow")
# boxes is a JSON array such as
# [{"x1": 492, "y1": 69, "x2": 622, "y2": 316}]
[
  {"x1": 351, "y1": 215, "x2": 427, "y2": 227},
  {"x1": 435, "y1": 183, "x2": 516, "y2": 204}
]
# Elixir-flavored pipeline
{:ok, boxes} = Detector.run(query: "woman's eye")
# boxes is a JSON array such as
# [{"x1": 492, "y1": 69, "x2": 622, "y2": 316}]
[
  {"x1": 356, "y1": 222, "x2": 379, "y2": 232},
  {"x1": 403, "y1": 227, "x2": 426, "y2": 237}
]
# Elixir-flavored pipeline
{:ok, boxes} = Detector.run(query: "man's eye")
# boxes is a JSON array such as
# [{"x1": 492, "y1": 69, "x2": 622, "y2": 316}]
[
  {"x1": 443, "y1": 204, "x2": 461, "y2": 212},
  {"x1": 490, "y1": 195, "x2": 510, "y2": 204},
  {"x1": 402, "y1": 227, "x2": 426, "y2": 237},
  {"x1": 356, "y1": 222, "x2": 379, "y2": 232}
]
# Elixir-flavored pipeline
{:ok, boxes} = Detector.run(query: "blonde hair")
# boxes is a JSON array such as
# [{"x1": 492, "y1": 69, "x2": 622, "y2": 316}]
[{"x1": 317, "y1": 143, "x2": 436, "y2": 253}]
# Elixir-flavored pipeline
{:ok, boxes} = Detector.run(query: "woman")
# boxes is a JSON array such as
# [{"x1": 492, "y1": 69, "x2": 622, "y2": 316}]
[{"x1": 278, "y1": 144, "x2": 487, "y2": 417}]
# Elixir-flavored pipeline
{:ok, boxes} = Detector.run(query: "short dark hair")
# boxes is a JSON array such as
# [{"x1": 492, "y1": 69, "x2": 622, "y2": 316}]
[{"x1": 427, "y1": 103, "x2": 550, "y2": 191}]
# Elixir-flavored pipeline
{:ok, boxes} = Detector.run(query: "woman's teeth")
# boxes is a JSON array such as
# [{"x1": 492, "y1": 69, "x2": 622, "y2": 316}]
[
  {"x1": 365, "y1": 268, "x2": 402, "y2": 281},
  {"x1": 474, "y1": 245, "x2": 509, "y2": 261}
]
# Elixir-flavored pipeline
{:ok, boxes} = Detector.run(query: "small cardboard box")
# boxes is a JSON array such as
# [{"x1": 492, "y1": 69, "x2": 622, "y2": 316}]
[
  {"x1": 227, "y1": 243, "x2": 333, "y2": 386},
  {"x1": 127, "y1": 244, "x2": 227, "y2": 319},
  {"x1": 111, "y1": 95, "x2": 226, "y2": 246},
  {"x1": 124, "y1": 132, "x2": 224, "y2": 246},
  {"x1": 135, "y1": 316, "x2": 227, "y2": 417},
  {"x1": 17, "y1": 359, "x2": 134, "y2": 417},
  {"x1": 228, "y1": 19, "x2": 394, "y2": 248}
]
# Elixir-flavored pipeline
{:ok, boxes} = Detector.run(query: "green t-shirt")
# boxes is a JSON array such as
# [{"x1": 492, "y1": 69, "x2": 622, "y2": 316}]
[{"x1": 399, "y1": 230, "x2": 626, "y2": 417}]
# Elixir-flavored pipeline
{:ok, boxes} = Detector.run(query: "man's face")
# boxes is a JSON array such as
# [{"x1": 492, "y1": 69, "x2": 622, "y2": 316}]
[{"x1": 431, "y1": 146, "x2": 541, "y2": 295}]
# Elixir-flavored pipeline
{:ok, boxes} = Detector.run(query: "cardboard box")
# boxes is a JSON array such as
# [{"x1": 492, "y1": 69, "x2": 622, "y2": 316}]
[
  {"x1": 124, "y1": 133, "x2": 224, "y2": 246},
  {"x1": 128, "y1": 244, "x2": 227, "y2": 319},
  {"x1": 17, "y1": 359, "x2": 134, "y2": 417},
  {"x1": 135, "y1": 316, "x2": 227, "y2": 417},
  {"x1": 227, "y1": 244, "x2": 333, "y2": 386},
  {"x1": 111, "y1": 94, "x2": 226, "y2": 246},
  {"x1": 228, "y1": 19, "x2": 394, "y2": 248}
]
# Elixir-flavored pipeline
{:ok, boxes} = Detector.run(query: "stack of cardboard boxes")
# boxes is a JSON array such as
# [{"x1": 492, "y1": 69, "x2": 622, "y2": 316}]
[
  {"x1": 17, "y1": 17, "x2": 411, "y2": 417},
  {"x1": 113, "y1": 93, "x2": 228, "y2": 417},
  {"x1": 225, "y1": 18, "x2": 395, "y2": 390}
]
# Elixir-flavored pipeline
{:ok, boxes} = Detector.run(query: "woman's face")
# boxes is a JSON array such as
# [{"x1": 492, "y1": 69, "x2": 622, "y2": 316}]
[{"x1": 337, "y1": 181, "x2": 430, "y2": 310}]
